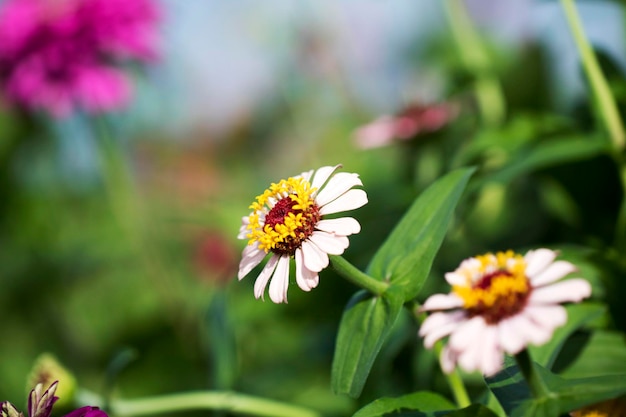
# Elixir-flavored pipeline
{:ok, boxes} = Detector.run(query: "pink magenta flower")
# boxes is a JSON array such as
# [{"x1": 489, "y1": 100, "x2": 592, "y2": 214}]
[
  {"x1": 0, "y1": 0, "x2": 159, "y2": 117},
  {"x1": 238, "y1": 165, "x2": 367, "y2": 303},
  {"x1": 418, "y1": 249, "x2": 592, "y2": 376},
  {"x1": 353, "y1": 102, "x2": 458, "y2": 149}
]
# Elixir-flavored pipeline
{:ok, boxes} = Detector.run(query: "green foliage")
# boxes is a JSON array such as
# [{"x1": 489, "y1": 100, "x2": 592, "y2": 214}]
[
  {"x1": 352, "y1": 391, "x2": 455, "y2": 417},
  {"x1": 332, "y1": 168, "x2": 475, "y2": 397}
]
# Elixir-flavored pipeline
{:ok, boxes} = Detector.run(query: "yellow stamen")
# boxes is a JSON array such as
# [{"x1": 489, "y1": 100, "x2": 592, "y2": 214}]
[
  {"x1": 245, "y1": 176, "x2": 317, "y2": 253},
  {"x1": 452, "y1": 251, "x2": 529, "y2": 312}
]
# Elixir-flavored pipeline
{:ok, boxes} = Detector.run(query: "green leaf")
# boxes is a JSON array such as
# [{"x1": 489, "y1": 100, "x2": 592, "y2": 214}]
[
  {"x1": 486, "y1": 355, "x2": 626, "y2": 417},
  {"x1": 444, "y1": 404, "x2": 500, "y2": 417},
  {"x1": 511, "y1": 367, "x2": 626, "y2": 417},
  {"x1": 476, "y1": 134, "x2": 609, "y2": 187},
  {"x1": 559, "y1": 330, "x2": 626, "y2": 379},
  {"x1": 367, "y1": 167, "x2": 475, "y2": 300},
  {"x1": 353, "y1": 391, "x2": 455, "y2": 417},
  {"x1": 528, "y1": 302, "x2": 606, "y2": 369},
  {"x1": 331, "y1": 286, "x2": 404, "y2": 397}
]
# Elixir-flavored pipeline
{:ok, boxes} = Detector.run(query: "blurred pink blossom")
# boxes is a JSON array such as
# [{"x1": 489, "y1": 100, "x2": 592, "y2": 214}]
[
  {"x1": 353, "y1": 102, "x2": 458, "y2": 149},
  {"x1": 0, "y1": 0, "x2": 160, "y2": 117}
]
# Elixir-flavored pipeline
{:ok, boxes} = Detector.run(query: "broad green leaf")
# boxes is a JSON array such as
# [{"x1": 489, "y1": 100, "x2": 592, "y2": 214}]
[
  {"x1": 486, "y1": 355, "x2": 626, "y2": 417},
  {"x1": 331, "y1": 286, "x2": 404, "y2": 397},
  {"x1": 444, "y1": 404, "x2": 499, "y2": 417},
  {"x1": 511, "y1": 366, "x2": 626, "y2": 417},
  {"x1": 484, "y1": 356, "x2": 531, "y2": 416},
  {"x1": 528, "y1": 302, "x2": 606, "y2": 368},
  {"x1": 367, "y1": 168, "x2": 475, "y2": 300},
  {"x1": 559, "y1": 330, "x2": 626, "y2": 379},
  {"x1": 353, "y1": 391, "x2": 455, "y2": 417}
]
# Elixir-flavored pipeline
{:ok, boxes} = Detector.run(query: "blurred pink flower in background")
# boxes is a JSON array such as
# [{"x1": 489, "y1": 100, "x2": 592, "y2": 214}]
[
  {"x1": 353, "y1": 102, "x2": 458, "y2": 149},
  {"x1": 0, "y1": 0, "x2": 160, "y2": 117}
]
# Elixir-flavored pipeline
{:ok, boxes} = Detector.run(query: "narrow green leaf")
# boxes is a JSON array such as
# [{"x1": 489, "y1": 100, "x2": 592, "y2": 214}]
[
  {"x1": 528, "y1": 302, "x2": 606, "y2": 368},
  {"x1": 478, "y1": 135, "x2": 609, "y2": 187},
  {"x1": 331, "y1": 287, "x2": 404, "y2": 397},
  {"x1": 353, "y1": 391, "x2": 455, "y2": 417},
  {"x1": 367, "y1": 167, "x2": 475, "y2": 300}
]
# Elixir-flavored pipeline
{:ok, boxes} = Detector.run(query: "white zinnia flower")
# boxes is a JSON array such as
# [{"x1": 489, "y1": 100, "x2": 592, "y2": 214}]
[
  {"x1": 237, "y1": 165, "x2": 367, "y2": 303},
  {"x1": 418, "y1": 249, "x2": 592, "y2": 376}
]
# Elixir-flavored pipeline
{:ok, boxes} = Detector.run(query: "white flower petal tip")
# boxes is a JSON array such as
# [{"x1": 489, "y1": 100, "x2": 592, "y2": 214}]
[
  {"x1": 237, "y1": 165, "x2": 366, "y2": 302},
  {"x1": 418, "y1": 249, "x2": 593, "y2": 376}
]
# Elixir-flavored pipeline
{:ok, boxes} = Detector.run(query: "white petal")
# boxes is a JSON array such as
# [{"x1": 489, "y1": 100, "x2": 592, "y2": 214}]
[
  {"x1": 420, "y1": 293, "x2": 464, "y2": 311},
  {"x1": 315, "y1": 172, "x2": 363, "y2": 207},
  {"x1": 420, "y1": 312, "x2": 465, "y2": 349},
  {"x1": 295, "y1": 248, "x2": 319, "y2": 291},
  {"x1": 238, "y1": 244, "x2": 267, "y2": 280},
  {"x1": 440, "y1": 346, "x2": 458, "y2": 374},
  {"x1": 450, "y1": 316, "x2": 486, "y2": 352},
  {"x1": 319, "y1": 189, "x2": 368, "y2": 215},
  {"x1": 316, "y1": 217, "x2": 361, "y2": 236},
  {"x1": 457, "y1": 319, "x2": 488, "y2": 372},
  {"x1": 445, "y1": 272, "x2": 468, "y2": 287},
  {"x1": 308, "y1": 231, "x2": 349, "y2": 256},
  {"x1": 480, "y1": 326, "x2": 503, "y2": 376},
  {"x1": 298, "y1": 169, "x2": 314, "y2": 182},
  {"x1": 529, "y1": 279, "x2": 592, "y2": 304},
  {"x1": 498, "y1": 318, "x2": 527, "y2": 354},
  {"x1": 419, "y1": 310, "x2": 466, "y2": 336},
  {"x1": 524, "y1": 249, "x2": 557, "y2": 277},
  {"x1": 530, "y1": 261, "x2": 577, "y2": 287},
  {"x1": 508, "y1": 313, "x2": 552, "y2": 346},
  {"x1": 524, "y1": 305, "x2": 567, "y2": 332},
  {"x1": 238, "y1": 215, "x2": 252, "y2": 239},
  {"x1": 253, "y1": 255, "x2": 279, "y2": 300},
  {"x1": 311, "y1": 165, "x2": 341, "y2": 192},
  {"x1": 269, "y1": 255, "x2": 291, "y2": 304},
  {"x1": 300, "y1": 239, "x2": 330, "y2": 272}
]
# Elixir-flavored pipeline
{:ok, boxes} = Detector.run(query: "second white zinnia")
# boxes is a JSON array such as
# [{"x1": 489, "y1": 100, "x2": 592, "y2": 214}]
[
  {"x1": 238, "y1": 165, "x2": 367, "y2": 303},
  {"x1": 419, "y1": 249, "x2": 592, "y2": 376}
]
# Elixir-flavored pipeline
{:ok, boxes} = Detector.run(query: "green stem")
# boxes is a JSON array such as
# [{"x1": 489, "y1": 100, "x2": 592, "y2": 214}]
[
  {"x1": 433, "y1": 341, "x2": 471, "y2": 408},
  {"x1": 443, "y1": 0, "x2": 506, "y2": 127},
  {"x1": 82, "y1": 390, "x2": 322, "y2": 417},
  {"x1": 560, "y1": 0, "x2": 626, "y2": 150},
  {"x1": 329, "y1": 255, "x2": 389, "y2": 295},
  {"x1": 514, "y1": 349, "x2": 549, "y2": 399}
]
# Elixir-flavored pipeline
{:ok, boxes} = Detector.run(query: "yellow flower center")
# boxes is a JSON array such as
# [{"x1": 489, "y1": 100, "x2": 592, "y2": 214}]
[
  {"x1": 571, "y1": 398, "x2": 626, "y2": 417},
  {"x1": 246, "y1": 176, "x2": 320, "y2": 255},
  {"x1": 452, "y1": 251, "x2": 531, "y2": 324}
]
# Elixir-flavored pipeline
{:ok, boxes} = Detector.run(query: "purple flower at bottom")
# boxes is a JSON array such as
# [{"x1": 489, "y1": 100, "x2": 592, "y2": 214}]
[
  {"x1": 0, "y1": 0, "x2": 160, "y2": 117},
  {"x1": 62, "y1": 407, "x2": 107, "y2": 417},
  {"x1": 1, "y1": 382, "x2": 107, "y2": 417}
]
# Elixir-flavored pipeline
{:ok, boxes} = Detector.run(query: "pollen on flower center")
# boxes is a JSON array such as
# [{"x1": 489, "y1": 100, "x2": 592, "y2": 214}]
[
  {"x1": 453, "y1": 251, "x2": 531, "y2": 324},
  {"x1": 246, "y1": 176, "x2": 321, "y2": 256}
]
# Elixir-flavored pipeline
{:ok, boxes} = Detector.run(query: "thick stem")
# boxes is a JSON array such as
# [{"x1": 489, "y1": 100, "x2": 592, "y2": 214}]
[
  {"x1": 79, "y1": 390, "x2": 321, "y2": 417},
  {"x1": 329, "y1": 255, "x2": 389, "y2": 295},
  {"x1": 560, "y1": 0, "x2": 625, "y2": 150},
  {"x1": 514, "y1": 349, "x2": 549, "y2": 399}
]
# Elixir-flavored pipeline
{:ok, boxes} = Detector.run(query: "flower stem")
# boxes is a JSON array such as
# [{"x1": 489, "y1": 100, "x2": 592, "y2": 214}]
[
  {"x1": 443, "y1": 0, "x2": 506, "y2": 127},
  {"x1": 81, "y1": 390, "x2": 322, "y2": 417},
  {"x1": 514, "y1": 349, "x2": 549, "y2": 399},
  {"x1": 329, "y1": 255, "x2": 389, "y2": 295},
  {"x1": 433, "y1": 341, "x2": 471, "y2": 408},
  {"x1": 560, "y1": 0, "x2": 625, "y2": 150}
]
